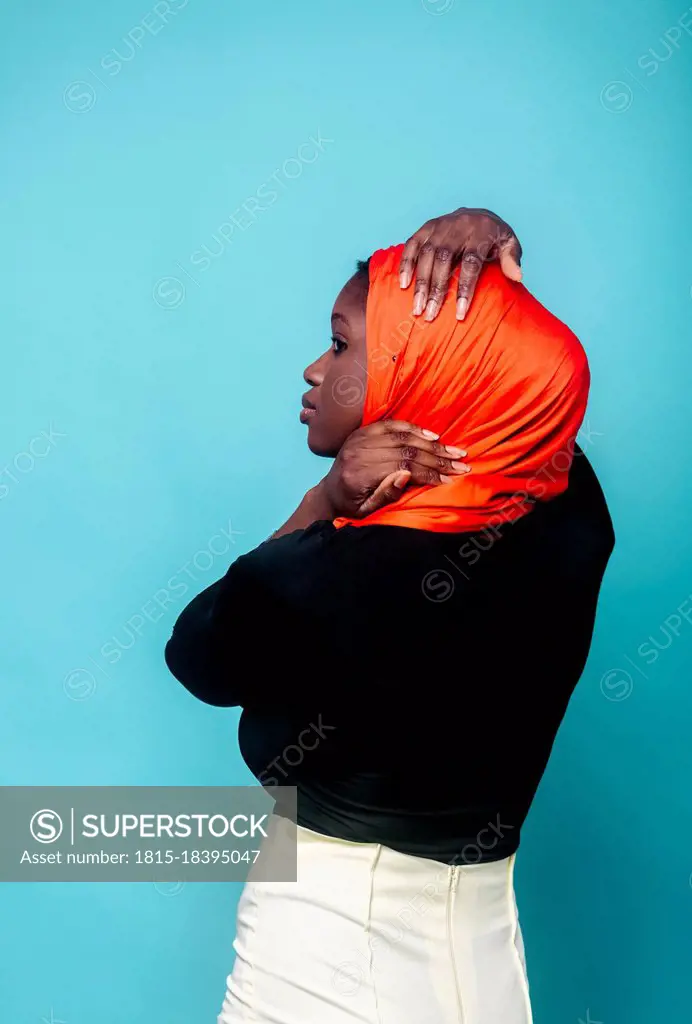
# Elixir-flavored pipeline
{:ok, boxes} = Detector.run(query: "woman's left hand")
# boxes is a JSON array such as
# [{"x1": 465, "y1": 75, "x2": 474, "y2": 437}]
[{"x1": 398, "y1": 207, "x2": 523, "y2": 322}]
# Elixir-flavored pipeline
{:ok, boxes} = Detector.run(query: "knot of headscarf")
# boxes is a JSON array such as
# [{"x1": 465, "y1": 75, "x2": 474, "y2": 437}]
[{"x1": 334, "y1": 244, "x2": 589, "y2": 534}]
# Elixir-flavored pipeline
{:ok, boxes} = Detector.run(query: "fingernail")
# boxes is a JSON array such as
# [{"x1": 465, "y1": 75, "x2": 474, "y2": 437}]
[
  {"x1": 421, "y1": 429, "x2": 440, "y2": 439},
  {"x1": 413, "y1": 293, "x2": 425, "y2": 316},
  {"x1": 439, "y1": 474, "x2": 455, "y2": 484},
  {"x1": 456, "y1": 297, "x2": 469, "y2": 320},
  {"x1": 394, "y1": 473, "x2": 408, "y2": 489},
  {"x1": 451, "y1": 461, "x2": 470, "y2": 472},
  {"x1": 424, "y1": 299, "x2": 438, "y2": 321},
  {"x1": 445, "y1": 445, "x2": 467, "y2": 457},
  {"x1": 399, "y1": 271, "x2": 410, "y2": 289}
]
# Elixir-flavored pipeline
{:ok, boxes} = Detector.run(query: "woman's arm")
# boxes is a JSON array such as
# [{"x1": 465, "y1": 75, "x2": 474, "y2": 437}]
[
  {"x1": 164, "y1": 420, "x2": 469, "y2": 703},
  {"x1": 269, "y1": 484, "x2": 335, "y2": 540},
  {"x1": 165, "y1": 445, "x2": 607, "y2": 712}
]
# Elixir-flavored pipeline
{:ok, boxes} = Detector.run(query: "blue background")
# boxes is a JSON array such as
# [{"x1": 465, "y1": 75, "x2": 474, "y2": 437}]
[{"x1": 1, "y1": 0, "x2": 691, "y2": 1020}]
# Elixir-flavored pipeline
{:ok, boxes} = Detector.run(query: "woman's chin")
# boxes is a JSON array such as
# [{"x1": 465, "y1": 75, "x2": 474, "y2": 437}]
[{"x1": 307, "y1": 430, "x2": 338, "y2": 459}]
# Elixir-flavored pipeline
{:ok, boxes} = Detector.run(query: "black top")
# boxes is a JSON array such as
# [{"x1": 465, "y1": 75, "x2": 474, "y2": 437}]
[{"x1": 165, "y1": 446, "x2": 614, "y2": 865}]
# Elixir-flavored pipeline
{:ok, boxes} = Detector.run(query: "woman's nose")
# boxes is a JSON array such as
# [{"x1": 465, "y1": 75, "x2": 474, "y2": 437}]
[{"x1": 303, "y1": 355, "x2": 325, "y2": 387}]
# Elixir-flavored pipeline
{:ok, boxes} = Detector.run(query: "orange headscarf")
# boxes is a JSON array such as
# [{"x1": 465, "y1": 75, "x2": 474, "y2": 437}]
[{"x1": 334, "y1": 244, "x2": 589, "y2": 534}]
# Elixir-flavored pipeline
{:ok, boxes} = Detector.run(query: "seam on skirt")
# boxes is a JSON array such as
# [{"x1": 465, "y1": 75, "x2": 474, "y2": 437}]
[
  {"x1": 505, "y1": 855, "x2": 534, "y2": 1024},
  {"x1": 446, "y1": 867, "x2": 467, "y2": 1024},
  {"x1": 242, "y1": 884, "x2": 259, "y2": 1024},
  {"x1": 365, "y1": 844, "x2": 384, "y2": 1024},
  {"x1": 218, "y1": 883, "x2": 259, "y2": 1024}
]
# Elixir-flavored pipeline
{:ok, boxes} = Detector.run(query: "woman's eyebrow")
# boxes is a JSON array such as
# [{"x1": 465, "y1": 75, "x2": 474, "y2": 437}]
[{"x1": 332, "y1": 312, "x2": 350, "y2": 327}]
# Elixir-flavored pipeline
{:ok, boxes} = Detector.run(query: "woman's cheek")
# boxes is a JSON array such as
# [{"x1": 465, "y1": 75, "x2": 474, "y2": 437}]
[{"x1": 330, "y1": 374, "x2": 366, "y2": 413}]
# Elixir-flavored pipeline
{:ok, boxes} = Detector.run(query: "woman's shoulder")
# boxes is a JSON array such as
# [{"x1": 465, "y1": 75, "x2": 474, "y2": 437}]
[
  {"x1": 238, "y1": 447, "x2": 614, "y2": 615},
  {"x1": 237, "y1": 517, "x2": 446, "y2": 616}
]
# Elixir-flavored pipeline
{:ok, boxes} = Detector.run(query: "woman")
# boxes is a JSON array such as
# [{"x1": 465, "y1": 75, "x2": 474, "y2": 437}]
[{"x1": 165, "y1": 208, "x2": 614, "y2": 1023}]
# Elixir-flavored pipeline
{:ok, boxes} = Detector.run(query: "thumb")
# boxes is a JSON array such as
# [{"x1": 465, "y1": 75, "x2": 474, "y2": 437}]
[
  {"x1": 498, "y1": 236, "x2": 523, "y2": 282},
  {"x1": 357, "y1": 470, "x2": 411, "y2": 517}
]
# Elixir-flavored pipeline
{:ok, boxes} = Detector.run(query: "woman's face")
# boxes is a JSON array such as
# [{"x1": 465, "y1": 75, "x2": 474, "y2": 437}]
[{"x1": 301, "y1": 272, "x2": 368, "y2": 457}]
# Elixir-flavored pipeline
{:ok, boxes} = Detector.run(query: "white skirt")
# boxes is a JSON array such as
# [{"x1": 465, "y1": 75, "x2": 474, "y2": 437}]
[{"x1": 218, "y1": 814, "x2": 533, "y2": 1023}]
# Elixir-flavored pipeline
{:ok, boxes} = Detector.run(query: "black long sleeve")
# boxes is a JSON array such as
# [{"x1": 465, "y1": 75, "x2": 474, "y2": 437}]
[
  {"x1": 163, "y1": 449, "x2": 614, "y2": 863},
  {"x1": 164, "y1": 523, "x2": 339, "y2": 710}
]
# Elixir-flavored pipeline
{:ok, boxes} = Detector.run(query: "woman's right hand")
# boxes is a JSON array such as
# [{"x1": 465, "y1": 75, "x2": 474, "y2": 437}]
[{"x1": 320, "y1": 420, "x2": 470, "y2": 519}]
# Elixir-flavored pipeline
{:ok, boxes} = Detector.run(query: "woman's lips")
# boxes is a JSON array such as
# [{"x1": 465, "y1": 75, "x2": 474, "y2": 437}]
[{"x1": 300, "y1": 394, "x2": 317, "y2": 423}]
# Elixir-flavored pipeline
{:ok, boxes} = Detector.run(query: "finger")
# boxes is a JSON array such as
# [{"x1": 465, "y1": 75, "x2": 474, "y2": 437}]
[
  {"x1": 403, "y1": 458, "x2": 468, "y2": 488},
  {"x1": 399, "y1": 233, "x2": 425, "y2": 290},
  {"x1": 355, "y1": 441, "x2": 470, "y2": 477},
  {"x1": 498, "y1": 234, "x2": 523, "y2": 282},
  {"x1": 357, "y1": 444, "x2": 470, "y2": 481},
  {"x1": 352, "y1": 446, "x2": 469, "y2": 505},
  {"x1": 376, "y1": 421, "x2": 468, "y2": 458},
  {"x1": 395, "y1": 445, "x2": 471, "y2": 477},
  {"x1": 455, "y1": 249, "x2": 484, "y2": 321},
  {"x1": 361, "y1": 419, "x2": 441, "y2": 443},
  {"x1": 358, "y1": 471, "x2": 411, "y2": 516},
  {"x1": 360, "y1": 457, "x2": 463, "y2": 496},
  {"x1": 424, "y1": 246, "x2": 455, "y2": 321},
  {"x1": 411, "y1": 241, "x2": 436, "y2": 317}
]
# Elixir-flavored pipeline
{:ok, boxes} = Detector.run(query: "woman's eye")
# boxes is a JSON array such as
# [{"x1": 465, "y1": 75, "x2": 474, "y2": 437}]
[{"x1": 331, "y1": 337, "x2": 347, "y2": 355}]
